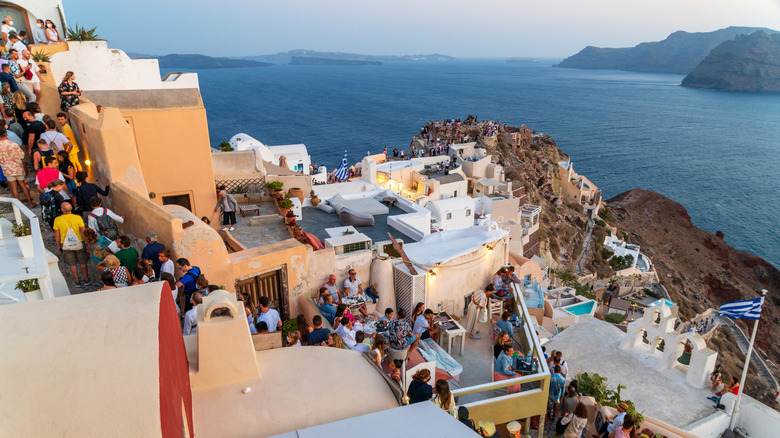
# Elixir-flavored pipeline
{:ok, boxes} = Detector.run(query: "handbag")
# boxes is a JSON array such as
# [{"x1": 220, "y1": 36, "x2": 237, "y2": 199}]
[
  {"x1": 555, "y1": 414, "x2": 571, "y2": 435},
  {"x1": 24, "y1": 69, "x2": 33, "y2": 80}
]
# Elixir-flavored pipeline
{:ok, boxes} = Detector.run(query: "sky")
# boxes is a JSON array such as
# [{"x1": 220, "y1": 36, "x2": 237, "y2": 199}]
[{"x1": 63, "y1": 0, "x2": 780, "y2": 58}]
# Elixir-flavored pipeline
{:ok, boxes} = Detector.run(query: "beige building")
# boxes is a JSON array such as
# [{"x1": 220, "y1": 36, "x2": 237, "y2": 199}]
[{"x1": 557, "y1": 160, "x2": 602, "y2": 215}]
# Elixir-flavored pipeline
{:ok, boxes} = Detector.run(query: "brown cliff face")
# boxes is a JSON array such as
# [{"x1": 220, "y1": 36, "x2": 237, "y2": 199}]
[{"x1": 607, "y1": 189, "x2": 780, "y2": 406}]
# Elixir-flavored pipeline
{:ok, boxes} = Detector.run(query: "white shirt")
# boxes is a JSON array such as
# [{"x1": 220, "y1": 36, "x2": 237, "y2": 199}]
[
  {"x1": 171, "y1": 286, "x2": 180, "y2": 314},
  {"x1": 160, "y1": 259, "x2": 175, "y2": 278},
  {"x1": 256, "y1": 308, "x2": 281, "y2": 333},
  {"x1": 183, "y1": 306, "x2": 198, "y2": 335},
  {"x1": 335, "y1": 324, "x2": 357, "y2": 348},
  {"x1": 40, "y1": 131, "x2": 68, "y2": 151},
  {"x1": 2, "y1": 24, "x2": 17, "y2": 37},
  {"x1": 11, "y1": 41, "x2": 26, "y2": 62},
  {"x1": 413, "y1": 314, "x2": 429, "y2": 334},
  {"x1": 87, "y1": 207, "x2": 125, "y2": 234},
  {"x1": 343, "y1": 277, "x2": 362, "y2": 295},
  {"x1": 352, "y1": 343, "x2": 371, "y2": 353},
  {"x1": 17, "y1": 58, "x2": 39, "y2": 84}
]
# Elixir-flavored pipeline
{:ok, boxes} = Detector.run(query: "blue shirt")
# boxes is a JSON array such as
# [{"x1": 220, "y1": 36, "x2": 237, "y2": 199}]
[
  {"x1": 549, "y1": 372, "x2": 566, "y2": 401},
  {"x1": 495, "y1": 319, "x2": 514, "y2": 336},
  {"x1": 307, "y1": 327, "x2": 330, "y2": 346},
  {"x1": 494, "y1": 351, "x2": 514, "y2": 376},
  {"x1": 7, "y1": 131, "x2": 22, "y2": 146},
  {"x1": 319, "y1": 302, "x2": 336, "y2": 325},
  {"x1": 607, "y1": 412, "x2": 626, "y2": 433},
  {"x1": 141, "y1": 242, "x2": 165, "y2": 276},
  {"x1": 179, "y1": 266, "x2": 200, "y2": 294},
  {"x1": 0, "y1": 72, "x2": 17, "y2": 92}
]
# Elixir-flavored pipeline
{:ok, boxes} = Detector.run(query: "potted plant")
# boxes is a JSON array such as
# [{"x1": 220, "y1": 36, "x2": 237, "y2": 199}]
[
  {"x1": 31, "y1": 50, "x2": 50, "y2": 77},
  {"x1": 292, "y1": 225, "x2": 303, "y2": 239},
  {"x1": 12, "y1": 221, "x2": 34, "y2": 259},
  {"x1": 266, "y1": 181, "x2": 283, "y2": 197},
  {"x1": 285, "y1": 210, "x2": 297, "y2": 226},
  {"x1": 15, "y1": 279, "x2": 40, "y2": 299},
  {"x1": 310, "y1": 189, "x2": 321, "y2": 207},
  {"x1": 278, "y1": 197, "x2": 293, "y2": 216},
  {"x1": 288, "y1": 187, "x2": 304, "y2": 203}
]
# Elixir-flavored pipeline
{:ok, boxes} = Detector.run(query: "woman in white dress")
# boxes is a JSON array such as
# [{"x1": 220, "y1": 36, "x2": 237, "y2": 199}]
[{"x1": 45, "y1": 19, "x2": 62, "y2": 43}]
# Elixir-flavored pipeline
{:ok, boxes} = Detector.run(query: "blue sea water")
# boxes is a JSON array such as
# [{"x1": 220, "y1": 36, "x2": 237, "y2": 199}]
[{"x1": 170, "y1": 60, "x2": 780, "y2": 268}]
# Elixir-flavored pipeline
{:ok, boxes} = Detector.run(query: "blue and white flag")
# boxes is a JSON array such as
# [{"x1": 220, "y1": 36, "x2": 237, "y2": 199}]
[
  {"x1": 334, "y1": 151, "x2": 348, "y2": 181},
  {"x1": 719, "y1": 296, "x2": 764, "y2": 320}
]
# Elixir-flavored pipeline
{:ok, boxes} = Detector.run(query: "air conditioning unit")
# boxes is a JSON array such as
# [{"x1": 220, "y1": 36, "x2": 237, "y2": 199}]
[
  {"x1": 374, "y1": 239, "x2": 403, "y2": 258},
  {"x1": 393, "y1": 262, "x2": 427, "y2": 322}
]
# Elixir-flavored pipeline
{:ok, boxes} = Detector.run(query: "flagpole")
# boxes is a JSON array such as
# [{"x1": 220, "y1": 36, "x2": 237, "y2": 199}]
[{"x1": 728, "y1": 289, "x2": 767, "y2": 431}]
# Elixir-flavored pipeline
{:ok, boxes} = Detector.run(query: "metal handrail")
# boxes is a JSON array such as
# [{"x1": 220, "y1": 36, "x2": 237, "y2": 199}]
[{"x1": 0, "y1": 197, "x2": 55, "y2": 299}]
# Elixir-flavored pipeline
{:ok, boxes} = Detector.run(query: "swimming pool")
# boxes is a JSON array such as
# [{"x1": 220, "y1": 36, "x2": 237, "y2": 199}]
[{"x1": 562, "y1": 300, "x2": 596, "y2": 316}]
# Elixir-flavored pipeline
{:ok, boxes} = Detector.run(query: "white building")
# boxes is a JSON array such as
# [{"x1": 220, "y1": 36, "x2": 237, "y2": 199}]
[
  {"x1": 427, "y1": 196, "x2": 475, "y2": 231},
  {"x1": 229, "y1": 133, "x2": 312, "y2": 175}
]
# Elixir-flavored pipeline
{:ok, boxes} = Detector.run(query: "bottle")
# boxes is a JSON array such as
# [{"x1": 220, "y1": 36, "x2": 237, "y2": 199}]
[
  {"x1": 526, "y1": 349, "x2": 532, "y2": 364},
  {"x1": 437, "y1": 301, "x2": 442, "y2": 315}
]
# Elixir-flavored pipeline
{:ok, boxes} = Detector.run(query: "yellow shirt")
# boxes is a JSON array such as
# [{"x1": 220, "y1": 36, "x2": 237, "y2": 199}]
[
  {"x1": 61, "y1": 124, "x2": 79, "y2": 153},
  {"x1": 52, "y1": 213, "x2": 84, "y2": 243}
]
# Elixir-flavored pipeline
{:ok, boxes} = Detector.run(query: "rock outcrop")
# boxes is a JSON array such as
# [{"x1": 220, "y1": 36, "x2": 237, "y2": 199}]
[
  {"x1": 682, "y1": 31, "x2": 780, "y2": 92},
  {"x1": 555, "y1": 26, "x2": 778, "y2": 74}
]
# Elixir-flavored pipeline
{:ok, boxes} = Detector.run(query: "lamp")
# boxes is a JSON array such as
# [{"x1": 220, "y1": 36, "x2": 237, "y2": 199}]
[
  {"x1": 84, "y1": 159, "x2": 91, "y2": 166},
  {"x1": 429, "y1": 269, "x2": 437, "y2": 277}
]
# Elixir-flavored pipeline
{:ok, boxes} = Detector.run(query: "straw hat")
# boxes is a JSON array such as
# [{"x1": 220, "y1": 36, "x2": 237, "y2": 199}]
[
  {"x1": 507, "y1": 420, "x2": 522, "y2": 432},
  {"x1": 478, "y1": 420, "x2": 496, "y2": 436}
]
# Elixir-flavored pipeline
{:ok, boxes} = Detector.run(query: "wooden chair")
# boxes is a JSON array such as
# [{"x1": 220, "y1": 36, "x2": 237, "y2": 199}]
[{"x1": 489, "y1": 298, "x2": 504, "y2": 322}]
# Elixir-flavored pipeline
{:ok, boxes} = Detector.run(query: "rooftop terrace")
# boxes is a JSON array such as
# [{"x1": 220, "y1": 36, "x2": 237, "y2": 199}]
[
  {"x1": 227, "y1": 201, "x2": 291, "y2": 249},
  {"x1": 299, "y1": 205, "x2": 416, "y2": 244}
]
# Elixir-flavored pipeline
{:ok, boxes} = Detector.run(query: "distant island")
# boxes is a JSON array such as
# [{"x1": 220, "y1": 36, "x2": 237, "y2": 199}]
[
  {"x1": 507, "y1": 57, "x2": 538, "y2": 63},
  {"x1": 682, "y1": 31, "x2": 780, "y2": 92},
  {"x1": 244, "y1": 49, "x2": 456, "y2": 64},
  {"x1": 128, "y1": 53, "x2": 272, "y2": 69},
  {"x1": 289, "y1": 56, "x2": 382, "y2": 66},
  {"x1": 555, "y1": 26, "x2": 778, "y2": 74}
]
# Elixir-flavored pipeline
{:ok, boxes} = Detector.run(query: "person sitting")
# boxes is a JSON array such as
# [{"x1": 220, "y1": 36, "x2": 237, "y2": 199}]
[
  {"x1": 130, "y1": 267, "x2": 147, "y2": 285},
  {"x1": 389, "y1": 359, "x2": 403, "y2": 385},
  {"x1": 387, "y1": 308, "x2": 419, "y2": 356},
  {"x1": 329, "y1": 332, "x2": 345, "y2": 349},
  {"x1": 710, "y1": 364, "x2": 724, "y2": 394},
  {"x1": 323, "y1": 274, "x2": 342, "y2": 303},
  {"x1": 495, "y1": 310, "x2": 514, "y2": 337},
  {"x1": 351, "y1": 330, "x2": 371, "y2": 353},
  {"x1": 407, "y1": 368, "x2": 433, "y2": 404},
  {"x1": 99, "y1": 254, "x2": 129, "y2": 287},
  {"x1": 319, "y1": 292, "x2": 337, "y2": 325},
  {"x1": 505, "y1": 265, "x2": 522, "y2": 284},
  {"x1": 98, "y1": 270, "x2": 117, "y2": 291},
  {"x1": 433, "y1": 379, "x2": 456, "y2": 417},
  {"x1": 614, "y1": 415, "x2": 635, "y2": 438},
  {"x1": 492, "y1": 268, "x2": 510, "y2": 297},
  {"x1": 379, "y1": 307, "x2": 394, "y2": 323},
  {"x1": 308, "y1": 315, "x2": 330, "y2": 346},
  {"x1": 296, "y1": 314, "x2": 312, "y2": 346},
  {"x1": 494, "y1": 344, "x2": 521, "y2": 393},
  {"x1": 493, "y1": 331, "x2": 510, "y2": 359},
  {"x1": 371, "y1": 334, "x2": 386, "y2": 367},
  {"x1": 255, "y1": 321, "x2": 269, "y2": 334},
  {"x1": 335, "y1": 317, "x2": 357, "y2": 348},
  {"x1": 414, "y1": 309, "x2": 439, "y2": 342}
]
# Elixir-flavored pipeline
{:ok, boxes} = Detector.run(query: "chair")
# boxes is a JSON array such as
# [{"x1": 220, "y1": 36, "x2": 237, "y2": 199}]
[
  {"x1": 489, "y1": 298, "x2": 504, "y2": 322},
  {"x1": 389, "y1": 345, "x2": 409, "y2": 361}
]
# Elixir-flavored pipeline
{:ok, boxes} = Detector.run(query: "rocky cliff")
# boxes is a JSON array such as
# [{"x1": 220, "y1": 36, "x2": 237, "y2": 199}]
[
  {"x1": 605, "y1": 189, "x2": 780, "y2": 406},
  {"x1": 682, "y1": 31, "x2": 780, "y2": 92},
  {"x1": 555, "y1": 26, "x2": 777, "y2": 74}
]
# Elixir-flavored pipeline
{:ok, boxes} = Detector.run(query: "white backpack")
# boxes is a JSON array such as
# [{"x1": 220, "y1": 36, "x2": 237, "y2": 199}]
[{"x1": 62, "y1": 217, "x2": 84, "y2": 251}]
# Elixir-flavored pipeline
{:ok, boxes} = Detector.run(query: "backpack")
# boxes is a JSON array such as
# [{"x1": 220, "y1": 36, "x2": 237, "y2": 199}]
[
  {"x1": 181, "y1": 267, "x2": 202, "y2": 294},
  {"x1": 89, "y1": 207, "x2": 119, "y2": 240},
  {"x1": 39, "y1": 192, "x2": 57, "y2": 229}
]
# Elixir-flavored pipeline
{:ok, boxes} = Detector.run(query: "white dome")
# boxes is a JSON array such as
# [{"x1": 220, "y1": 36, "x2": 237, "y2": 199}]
[{"x1": 228, "y1": 133, "x2": 274, "y2": 161}]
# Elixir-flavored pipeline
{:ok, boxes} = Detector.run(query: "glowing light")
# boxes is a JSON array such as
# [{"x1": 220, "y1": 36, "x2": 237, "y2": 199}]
[{"x1": 85, "y1": 159, "x2": 91, "y2": 166}]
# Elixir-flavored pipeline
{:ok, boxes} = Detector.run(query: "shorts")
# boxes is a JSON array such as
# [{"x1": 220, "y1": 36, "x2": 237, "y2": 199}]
[
  {"x1": 27, "y1": 82, "x2": 41, "y2": 92},
  {"x1": 5, "y1": 173, "x2": 24, "y2": 181},
  {"x1": 63, "y1": 248, "x2": 88, "y2": 266}
]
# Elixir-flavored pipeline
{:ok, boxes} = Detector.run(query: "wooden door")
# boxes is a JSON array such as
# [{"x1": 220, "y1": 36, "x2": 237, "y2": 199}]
[{"x1": 236, "y1": 269, "x2": 288, "y2": 320}]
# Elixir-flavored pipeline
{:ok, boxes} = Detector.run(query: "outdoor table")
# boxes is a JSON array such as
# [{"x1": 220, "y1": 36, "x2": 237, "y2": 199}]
[
  {"x1": 362, "y1": 319, "x2": 389, "y2": 335},
  {"x1": 513, "y1": 355, "x2": 539, "y2": 374},
  {"x1": 239, "y1": 204, "x2": 260, "y2": 217},
  {"x1": 434, "y1": 312, "x2": 467, "y2": 356},
  {"x1": 343, "y1": 295, "x2": 366, "y2": 316}
]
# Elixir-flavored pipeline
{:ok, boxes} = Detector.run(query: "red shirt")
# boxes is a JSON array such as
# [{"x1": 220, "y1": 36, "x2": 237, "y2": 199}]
[
  {"x1": 36, "y1": 167, "x2": 63, "y2": 189},
  {"x1": 731, "y1": 383, "x2": 740, "y2": 395}
]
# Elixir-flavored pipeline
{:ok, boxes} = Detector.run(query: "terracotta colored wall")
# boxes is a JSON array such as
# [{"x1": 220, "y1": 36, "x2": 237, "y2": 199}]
[
  {"x1": 122, "y1": 108, "x2": 216, "y2": 220},
  {"x1": 157, "y1": 281, "x2": 194, "y2": 438}
]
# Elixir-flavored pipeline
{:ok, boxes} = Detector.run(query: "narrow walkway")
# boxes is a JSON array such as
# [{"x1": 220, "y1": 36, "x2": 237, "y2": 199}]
[{"x1": 575, "y1": 218, "x2": 594, "y2": 276}]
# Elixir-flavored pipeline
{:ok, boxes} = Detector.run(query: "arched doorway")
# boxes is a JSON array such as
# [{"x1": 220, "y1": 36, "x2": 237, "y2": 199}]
[{"x1": 0, "y1": 3, "x2": 32, "y2": 41}]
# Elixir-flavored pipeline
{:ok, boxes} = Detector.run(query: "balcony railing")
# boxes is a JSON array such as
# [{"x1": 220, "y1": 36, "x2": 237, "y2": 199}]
[{"x1": 0, "y1": 197, "x2": 55, "y2": 303}]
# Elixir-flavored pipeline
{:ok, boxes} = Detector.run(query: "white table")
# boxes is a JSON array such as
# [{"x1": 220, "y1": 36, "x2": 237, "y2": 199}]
[{"x1": 439, "y1": 319, "x2": 466, "y2": 356}]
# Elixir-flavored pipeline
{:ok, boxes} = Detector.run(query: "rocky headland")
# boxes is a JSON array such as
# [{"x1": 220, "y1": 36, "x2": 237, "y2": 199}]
[
  {"x1": 246, "y1": 49, "x2": 455, "y2": 64},
  {"x1": 682, "y1": 31, "x2": 780, "y2": 92},
  {"x1": 555, "y1": 26, "x2": 777, "y2": 75},
  {"x1": 289, "y1": 56, "x2": 382, "y2": 66},
  {"x1": 128, "y1": 53, "x2": 272, "y2": 69}
]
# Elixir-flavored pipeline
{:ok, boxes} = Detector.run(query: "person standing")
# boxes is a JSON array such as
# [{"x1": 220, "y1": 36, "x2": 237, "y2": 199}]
[
  {"x1": 1, "y1": 16, "x2": 16, "y2": 44},
  {"x1": 17, "y1": 50, "x2": 40, "y2": 102},
  {"x1": 52, "y1": 202, "x2": 90, "y2": 287},
  {"x1": 183, "y1": 292, "x2": 202, "y2": 336},
  {"x1": 549, "y1": 365, "x2": 567, "y2": 418},
  {"x1": 87, "y1": 196, "x2": 123, "y2": 239},
  {"x1": 33, "y1": 19, "x2": 47, "y2": 45},
  {"x1": 40, "y1": 119, "x2": 71, "y2": 153},
  {"x1": 158, "y1": 248, "x2": 175, "y2": 279},
  {"x1": 141, "y1": 231, "x2": 164, "y2": 278},
  {"x1": 113, "y1": 235, "x2": 139, "y2": 273},
  {"x1": 465, "y1": 287, "x2": 491, "y2": 339},
  {"x1": 0, "y1": 126, "x2": 34, "y2": 207},
  {"x1": 57, "y1": 71, "x2": 81, "y2": 111},
  {"x1": 213, "y1": 185, "x2": 237, "y2": 231},
  {"x1": 256, "y1": 296, "x2": 282, "y2": 333},
  {"x1": 57, "y1": 112, "x2": 81, "y2": 171},
  {"x1": 45, "y1": 20, "x2": 62, "y2": 43},
  {"x1": 560, "y1": 402, "x2": 589, "y2": 438}
]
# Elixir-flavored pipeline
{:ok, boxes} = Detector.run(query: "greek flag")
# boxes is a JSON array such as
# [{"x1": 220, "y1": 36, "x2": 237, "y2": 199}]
[
  {"x1": 334, "y1": 151, "x2": 348, "y2": 181},
  {"x1": 719, "y1": 296, "x2": 764, "y2": 320}
]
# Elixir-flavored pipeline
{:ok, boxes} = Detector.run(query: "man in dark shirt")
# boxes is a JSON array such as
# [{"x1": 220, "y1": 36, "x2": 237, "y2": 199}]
[
  {"x1": 307, "y1": 315, "x2": 330, "y2": 346},
  {"x1": 23, "y1": 110, "x2": 45, "y2": 154},
  {"x1": 75, "y1": 171, "x2": 110, "y2": 215},
  {"x1": 0, "y1": 64, "x2": 18, "y2": 92},
  {"x1": 141, "y1": 231, "x2": 165, "y2": 278}
]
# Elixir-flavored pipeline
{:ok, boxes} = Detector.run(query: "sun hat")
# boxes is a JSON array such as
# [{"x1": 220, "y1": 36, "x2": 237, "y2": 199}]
[{"x1": 478, "y1": 420, "x2": 496, "y2": 436}]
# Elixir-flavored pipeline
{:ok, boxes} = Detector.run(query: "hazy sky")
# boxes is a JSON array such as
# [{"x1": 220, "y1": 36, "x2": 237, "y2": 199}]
[{"x1": 63, "y1": 0, "x2": 780, "y2": 58}]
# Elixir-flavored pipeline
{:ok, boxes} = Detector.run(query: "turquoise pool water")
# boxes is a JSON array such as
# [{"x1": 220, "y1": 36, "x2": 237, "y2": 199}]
[{"x1": 563, "y1": 301, "x2": 596, "y2": 316}]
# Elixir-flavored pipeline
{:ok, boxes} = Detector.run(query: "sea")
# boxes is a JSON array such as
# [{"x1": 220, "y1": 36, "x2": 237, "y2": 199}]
[{"x1": 165, "y1": 59, "x2": 780, "y2": 268}]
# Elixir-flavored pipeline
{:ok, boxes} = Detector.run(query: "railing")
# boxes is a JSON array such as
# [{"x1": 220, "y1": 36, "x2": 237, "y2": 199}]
[
  {"x1": 451, "y1": 280, "x2": 550, "y2": 430},
  {"x1": 0, "y1": 197, "x2": 55, "y2": 302}
]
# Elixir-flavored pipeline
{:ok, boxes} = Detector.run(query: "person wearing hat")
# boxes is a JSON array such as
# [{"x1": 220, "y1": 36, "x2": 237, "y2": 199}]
[
  {"x1": 604, "y1": 402, "x2": 629, "y2": 438},
  {"x1": 506, "y1": 420, "x2": 523, "y2": 437},
  {"x1": 477, "y1": 420, "x2": 497, "y2": 437}
]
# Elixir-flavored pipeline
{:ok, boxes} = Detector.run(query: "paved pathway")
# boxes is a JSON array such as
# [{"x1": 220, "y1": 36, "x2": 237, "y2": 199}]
[
  {"x1": 719, "y1": 316, "x2": 778, "y2": 394},
  {"x1": 575, "y1": 218, "x2": 594, "y2": 276}
]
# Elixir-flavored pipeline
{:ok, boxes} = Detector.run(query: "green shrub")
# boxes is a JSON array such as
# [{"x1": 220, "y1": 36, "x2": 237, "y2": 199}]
[
  {"x1": 621, "y1": 231, "x2": 630, "y2": 242},
  {"x1": 604, "y1": 313, "x2": 626, "y2": 324},
  {"x1": 594, "y1": 218, "x2": 606, "y2": 227},
  {"x1": 601, "y1": 248, "x2": 614, "y2": 260},
  {"x1": 266, "y1": 181, "x2": 283, "y2": 190},
  {"x1": 66, "y1": 25, "x2": 100, "y2": 41},
  {"x1": 281, "y1": 318, "x2": 297, "y2": 338},
  {"x1": 218, "y1": 141, "x2": 234, "y2": 151},
  {"x1": 643, "y1": 288, "x2": 662, "y2": 299}
]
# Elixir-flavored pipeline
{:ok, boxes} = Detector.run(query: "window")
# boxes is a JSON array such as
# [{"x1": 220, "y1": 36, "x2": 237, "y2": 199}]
[
  {"x1": 162, "y1": 194, "x2": 192, "y2": 211},
  {"x1": 466, "y1": 209, "x2": 471, "y2": 216},
  {"x1": 446, "y1": 213, "x2": 452, "y2": 220}
]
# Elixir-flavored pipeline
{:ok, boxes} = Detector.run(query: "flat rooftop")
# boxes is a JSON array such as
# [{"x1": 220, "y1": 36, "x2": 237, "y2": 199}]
[
  {"x1": 299, "y1": 205, "x2": 415, "y2": 244},
  {"x1": 228, "y1": 201, "x2": 292, "y2": 248}
]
